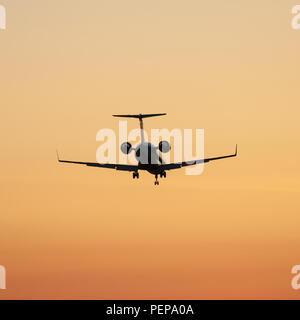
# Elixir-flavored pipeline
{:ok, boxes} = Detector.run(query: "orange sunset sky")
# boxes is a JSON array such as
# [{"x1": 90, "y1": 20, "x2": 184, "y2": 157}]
[{"x1": 1, "y1": 0, "x2": 300, "y2": 299}]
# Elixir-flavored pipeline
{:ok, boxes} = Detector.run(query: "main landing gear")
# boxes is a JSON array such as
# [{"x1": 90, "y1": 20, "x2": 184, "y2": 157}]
[
  {"x1": 133, "y1": 172, "x2": 139, "y2": 179},
  {"x1": 154, "y1": 172, "x2": 166, "y2": 185},
  {"x1": 160, "y1": 172, "x2": 166, "y2": 178}
]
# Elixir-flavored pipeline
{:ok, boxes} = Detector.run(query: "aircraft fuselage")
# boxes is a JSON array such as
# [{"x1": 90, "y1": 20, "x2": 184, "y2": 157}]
[{"x1": 134, "y1": 142, "x2": 165, "y2": 175}]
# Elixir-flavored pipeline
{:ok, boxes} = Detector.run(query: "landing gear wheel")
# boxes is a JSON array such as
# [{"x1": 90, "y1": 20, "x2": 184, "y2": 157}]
[
  {"x1": 154, "y1": 181, "x2": 159, "y2": 186},
  {"x1": 160, "y1": 172, "x2": 166, "y2": 178},
  {"x1": 133, "y1": 172, "x2": 139, "y2": 179}
]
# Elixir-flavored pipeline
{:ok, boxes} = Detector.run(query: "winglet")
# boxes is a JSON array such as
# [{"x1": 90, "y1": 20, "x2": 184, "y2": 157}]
[
  {"x1": 56, "y1": 150, "x2": 61, "y2": 162},
  {"x1": 235, "y1": 144, "x2": 238, "y2": 156}
]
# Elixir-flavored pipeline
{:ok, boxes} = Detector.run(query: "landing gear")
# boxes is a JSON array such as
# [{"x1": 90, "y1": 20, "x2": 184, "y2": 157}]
[
  {"x1": 154, "y1": 174, "x2": 159, "y2": 186},
  {"x1": 133, "y1": 172, "x2": 139, "y2": 179},
  {"x1": 160, "y1": 172, "x2": 166, "y2": 178}
]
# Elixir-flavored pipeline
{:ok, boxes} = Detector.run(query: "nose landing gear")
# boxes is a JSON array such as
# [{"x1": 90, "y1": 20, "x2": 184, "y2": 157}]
[{"x1": 154, "y1": 171, "x2": 166, "y2": 185}]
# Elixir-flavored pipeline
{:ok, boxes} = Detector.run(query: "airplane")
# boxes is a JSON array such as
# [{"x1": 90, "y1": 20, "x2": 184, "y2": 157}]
[{"x1": 57, "y1": 113, "x2": 237, "y2": 185}]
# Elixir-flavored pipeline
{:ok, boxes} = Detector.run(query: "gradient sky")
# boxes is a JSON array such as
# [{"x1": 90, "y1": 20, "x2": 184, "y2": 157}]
[{"x1": 1, "y1": 0, "x2": 300, "y2": 299}]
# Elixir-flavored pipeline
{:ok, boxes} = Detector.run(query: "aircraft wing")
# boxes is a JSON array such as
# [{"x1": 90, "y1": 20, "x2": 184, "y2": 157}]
[
  {"x1": 161, "y1": 145, "x2": 238, "y2": 171},
  {"x1": 57, "y1": 153, "x2": 138, "y2": 172}
]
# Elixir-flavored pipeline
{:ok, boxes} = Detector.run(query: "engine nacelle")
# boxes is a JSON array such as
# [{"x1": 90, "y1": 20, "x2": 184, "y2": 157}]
[
  {"x1": 121, "y1": 142, "x2": 132, "y2": 154},
  {"x1": 159, "y1": 140, "x2": 171, "y2": 153}
]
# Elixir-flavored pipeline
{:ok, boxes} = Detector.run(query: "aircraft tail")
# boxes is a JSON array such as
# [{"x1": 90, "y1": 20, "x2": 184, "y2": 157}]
[
  {"x1": 113, "y1": 113, "x2": 166, "y2": 143},
  {"x1": 112, "y1": 113, "x2": 166, "y2": 119}
]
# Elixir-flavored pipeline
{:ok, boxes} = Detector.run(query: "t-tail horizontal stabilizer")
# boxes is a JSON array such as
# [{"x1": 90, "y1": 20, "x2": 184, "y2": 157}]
[
  {"x1": 112, "y1": 113, "x2": 167, "y2": 143},
  {"x1": 112, "y1": 113, "x2": 166, "y2": 119}
]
